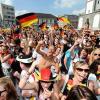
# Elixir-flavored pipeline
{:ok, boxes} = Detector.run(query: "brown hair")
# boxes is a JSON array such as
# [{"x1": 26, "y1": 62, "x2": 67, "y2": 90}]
[
  {"x1": 89, "y1": 48, "x2": 100, "y2": 65},
  {"x1": 0, "y1": 77, "x2": 17, "y2": 100},
  {"x1": 66, "y1": 85, "x2": 97, "y2": 100}
]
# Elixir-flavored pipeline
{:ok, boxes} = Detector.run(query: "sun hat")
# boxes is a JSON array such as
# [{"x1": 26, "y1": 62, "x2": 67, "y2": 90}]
[
  {"x1": 16, "y1": 54, "x2": 33, "y2": 64},
  {"x1": 39, "y1": 67, "x2": 60, "y2": 82},
  {"x1": 40, "y1": 68, "x2": 52, "y2": 82}
]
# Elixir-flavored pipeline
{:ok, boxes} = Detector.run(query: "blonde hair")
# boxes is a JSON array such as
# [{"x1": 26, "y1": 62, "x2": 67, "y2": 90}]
[
  {"x1": 89, "y1": 48, "x2": 100, "y2": 65},
  {"x1": 73, "y1": 61, "x2": 89, "y2": 70},
  {"x1": 21, "y1": 39, "x2": 30, "y2": 54}
]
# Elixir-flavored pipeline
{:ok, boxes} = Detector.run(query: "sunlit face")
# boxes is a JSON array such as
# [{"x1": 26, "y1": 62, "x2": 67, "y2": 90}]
[
  {"x1": 47, "y1": 46, "x2": 55, "y2": 56},
  {"x1": 85, "y1": 41, "x2": 91, "y2": 47},
  {"x1": 41, "y1": 43, "x2": 45, "y2": 50},
  {"x1": 80, "y1": 49, "x2": 88, "y2": 59},
  {"x1": 93, "y1": 49, "x2": 100, "y2": 60},
  {"x1": 0, "y1": 85, "x2": 7, "y2": 100},
  {"x1": 1, "y1": 46, "x2": 7, "y2": 53},
  {"x1": 20, "y1": 41, "x2": 25, "y2": 48},
  {"x1": 54, "y1": 38, "x2": 59, "y2": 45},
  {"x1": 20, "y1": 62, "x2": 26, "y2": 70},
  {"x1": 40, "y1": 81, "x2": 51, "y2": 90},
  {"x1": 56, "y1": 48, "x2": 61, "y2": 54},
  {"x1": 54, "y1": 47, "x2": 61, "y2": 56},
  {"x1": 74, "y1": 64, "x2": 89, "y2": 82},
  {"x1": 44, "y1": 35, "x2": 48, "y2": 39}
]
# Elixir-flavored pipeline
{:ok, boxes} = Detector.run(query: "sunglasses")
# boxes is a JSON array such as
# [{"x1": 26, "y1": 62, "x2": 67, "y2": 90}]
[
  {"x1": 94, "y1": 53, "x2": 100, "y2": 57},
  {"x1": 0, "y1": 90, "x2": 6, "y2": 96},
  {"x1": 76, "y1": 68, "x2": 89, "y2": 73}
]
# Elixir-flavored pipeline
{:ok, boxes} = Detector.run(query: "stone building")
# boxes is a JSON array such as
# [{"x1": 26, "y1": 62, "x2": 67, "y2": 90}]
[
  {"x1": 0, "y1": 3, "x2": 15, "y2": 27},
  {"x1": 78, "y1": 0, "x2": 100, "y2": 30}
]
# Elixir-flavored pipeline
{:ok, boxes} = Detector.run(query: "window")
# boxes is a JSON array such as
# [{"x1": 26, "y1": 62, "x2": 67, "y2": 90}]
[
  {"x1": 8, "y1": 16, "x2": 11, "y2": 18},
  {"x1": 47, "y1": 19, "x2": 50, "y2": 24},
  {"x1": 7, "y1": 12, "x2": 10, "y2": 14},
  {"x1": 3, "y1": 6, "x2": 5, "y2": 8},
  {"x1": 4, "y1": 15, "x2": 7, "y2": 18},
  {"x1": 38, "y1": 19, "x2": 42, "y2": 24},
  {"x1": 52, "y1": 19, "x2": 54, "y2": 24}
]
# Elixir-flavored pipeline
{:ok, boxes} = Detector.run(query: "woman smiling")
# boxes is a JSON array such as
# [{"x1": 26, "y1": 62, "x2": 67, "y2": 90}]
[{"x1": 60, "y1": 61, "x2": 95, "y2": 100}]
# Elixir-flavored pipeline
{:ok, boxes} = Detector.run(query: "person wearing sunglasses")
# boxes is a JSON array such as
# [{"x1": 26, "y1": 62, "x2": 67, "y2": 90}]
[
  {"x1": 0, "y1": 77, "x2": 17, "y2": 100},
  {"x1": 60, "y1": 61, "x2": 95, "y2": 100}
]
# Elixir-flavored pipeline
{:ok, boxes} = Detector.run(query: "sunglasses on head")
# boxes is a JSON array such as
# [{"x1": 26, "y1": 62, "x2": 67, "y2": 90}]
[
  {"x1": 94, "y1": 53, "x2": 100, "y2": 57},
  {"x1": 76, "y1": 68, "x2": 89, "y2": 73},
  {"x1": 0, "y1": 90, "x2": 6, "y2": 96}
]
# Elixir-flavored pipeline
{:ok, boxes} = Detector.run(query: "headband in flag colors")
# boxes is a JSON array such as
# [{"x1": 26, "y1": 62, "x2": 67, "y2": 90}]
[{"x1": 16, "y1": 13, "x2": 38, "y2": 27}]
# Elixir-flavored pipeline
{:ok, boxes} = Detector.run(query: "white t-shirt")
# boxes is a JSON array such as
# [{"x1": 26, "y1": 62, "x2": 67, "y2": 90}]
[
  {"x1": 2, "y1": 61, "x2": 10, "y2": 69},
  {"x1": 20, "y1": 70, "x2": 34, "y2": 83}
]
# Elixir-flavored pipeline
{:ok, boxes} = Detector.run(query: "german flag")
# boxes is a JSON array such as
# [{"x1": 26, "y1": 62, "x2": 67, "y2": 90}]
[
  {"x1": 39, "y1": 22, "x2": 47, "y2": 31},
  {"x1": 57, "y1": 17, "x2": 70, "y2": 24},
  {"x1": 16, "y1": 13, "x2": 38, "y2": 27}
]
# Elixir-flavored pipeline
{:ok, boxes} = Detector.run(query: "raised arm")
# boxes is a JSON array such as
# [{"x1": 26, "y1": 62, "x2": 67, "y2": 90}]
[
  {"x1": 0, "y1": 54, "x2": 11, "y2": 63},
  {"x1": 35, "y1": 40, "x2": 47, "y2": 57},
  {"x1": 68, "y1": 38, "x2": 81, "y2": 52}
]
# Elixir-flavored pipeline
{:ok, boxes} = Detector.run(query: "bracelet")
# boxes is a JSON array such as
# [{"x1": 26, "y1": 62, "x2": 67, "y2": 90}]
[{"x1": 27, "y1": 71, "x2": 31, "y2": 75}]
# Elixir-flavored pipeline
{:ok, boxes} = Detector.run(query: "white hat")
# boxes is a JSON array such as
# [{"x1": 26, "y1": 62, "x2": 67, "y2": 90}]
[{"x1": 16, "y1": 54, "x2": 33, "y2": 63}]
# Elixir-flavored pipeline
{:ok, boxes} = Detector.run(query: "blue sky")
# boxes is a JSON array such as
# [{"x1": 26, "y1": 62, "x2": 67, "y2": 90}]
[{"x1": 0, "y1": 0, "x2": 86, "y2": 16}]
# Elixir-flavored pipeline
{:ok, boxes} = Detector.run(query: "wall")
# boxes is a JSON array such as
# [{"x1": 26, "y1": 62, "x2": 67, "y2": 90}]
[{"x1": 78, "y1": 11, "x2": 100, "y2": 30}]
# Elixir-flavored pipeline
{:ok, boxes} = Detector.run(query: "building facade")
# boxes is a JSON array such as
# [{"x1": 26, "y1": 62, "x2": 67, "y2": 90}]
[
  {"x1": 0, "y1": 14, "x2": 2, "y2": 26},
  {"x1": 78, "y1": 0, "x2": 100, "y2": 30},
  {"x1": 35, "y1": 13, "x2": 57, "y2": 26},
  {"x1": 0, "y1": 3, "x2": 15, "y2": 27}
]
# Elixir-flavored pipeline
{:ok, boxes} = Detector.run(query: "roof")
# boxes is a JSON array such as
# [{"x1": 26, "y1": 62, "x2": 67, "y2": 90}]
[
  {"x1": 35, "y1": 13, "x2": 57, "y2": 19},
  {"x1": 16, "y1": 13, "x2": 35, "y2": 19}
]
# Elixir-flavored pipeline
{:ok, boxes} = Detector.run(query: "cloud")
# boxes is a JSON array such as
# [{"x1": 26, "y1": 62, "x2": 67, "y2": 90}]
[
  {"x1": 0, "y1": 0, "x2": 13, "y2": 5},
  {"x1": 54, "y1": 0, "x2": 79, "y2": 8},
  {"x1": 15, "y1": 10, "x2": 29, "y2": 16},
  {"x1": 72, "y1": 8, "x2": 85, "y2": 15}
]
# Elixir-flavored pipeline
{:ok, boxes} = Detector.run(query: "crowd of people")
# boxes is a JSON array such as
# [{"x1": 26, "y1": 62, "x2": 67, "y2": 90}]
[{"x1": 0, "y1": 23, "x2": 99, "y2": 100}]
